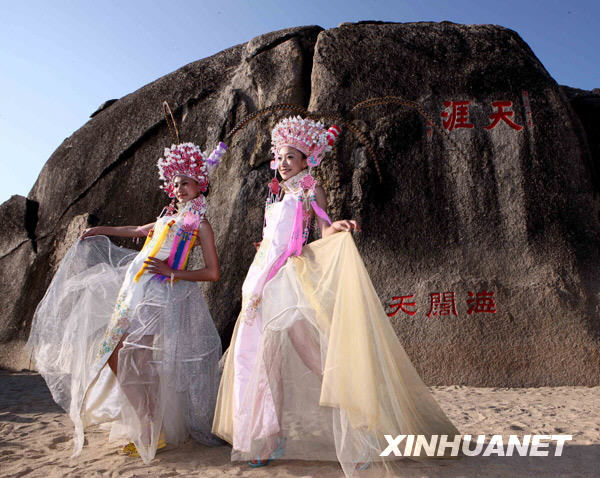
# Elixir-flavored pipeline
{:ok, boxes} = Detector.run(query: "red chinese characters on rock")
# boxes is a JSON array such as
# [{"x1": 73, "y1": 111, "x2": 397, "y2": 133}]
[
  {"x1": 467, "y1": 289, "x2": 497, "y2": 314},
  {"x1": 441, "y1": 101, "x2": 475, "y2": 131},
  {"x1": 484, "y1": 101, "x2": 523, "y2": 131},
  {"x1": 441, "y1": 100, "x2": 523, "y2": 131},
  {"x1": 426, "y1": 292, "x2": 458, "y2": 317},
  {"x1": 386, "y1": 290, "x2": 497, "y2": 318},
  {"x1": 387, "y1": 295, "x2": 417, "y2": 317}
]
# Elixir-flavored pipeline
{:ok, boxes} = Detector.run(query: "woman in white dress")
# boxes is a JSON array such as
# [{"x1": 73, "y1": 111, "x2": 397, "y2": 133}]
[
  {"x1": 28, "y1": 139, "x2": 227, "y2": 464},
  {"x1": 212, "y1": 115, "x2": 460, "y2": 476}
]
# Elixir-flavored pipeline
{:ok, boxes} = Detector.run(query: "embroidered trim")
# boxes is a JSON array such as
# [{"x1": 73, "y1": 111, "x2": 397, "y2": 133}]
[
  {"x1": 97, "y1": 293, "x2": 130, "y2": 357},
  {"x1": 242, "y1": 294, "x2": 262, "y2": 325},
  {"x1": 280, "y1": 168, "x2": 311, "y2": 194}
]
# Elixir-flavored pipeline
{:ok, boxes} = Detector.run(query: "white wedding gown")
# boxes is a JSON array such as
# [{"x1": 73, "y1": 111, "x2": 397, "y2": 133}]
[{"x1": 28, "y1": 201, "x2": 223, "y2": 463}]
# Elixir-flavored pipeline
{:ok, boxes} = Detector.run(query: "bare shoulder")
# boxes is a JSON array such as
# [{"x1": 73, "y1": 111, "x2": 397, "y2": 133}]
[
  {"x1": 192, "y1": 220, "x2": 214, "y2": 247},
  {"x1": 314, "y1": 184, "x2": 327, "y2": 199},
  {"x1": 197, "y1": 219, "x2": 215, "y2": 235}
]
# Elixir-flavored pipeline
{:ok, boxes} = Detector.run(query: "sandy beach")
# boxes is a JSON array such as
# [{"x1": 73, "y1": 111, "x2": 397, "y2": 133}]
[{"x1": 1, "y1": 371, "x2": 598, "y2": 477}]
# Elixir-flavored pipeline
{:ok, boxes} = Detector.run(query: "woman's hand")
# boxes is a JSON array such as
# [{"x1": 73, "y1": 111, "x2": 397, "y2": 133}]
[
  {"x1": 144, "y1": 256, "x2": 174, "y2": 276},
  {"x1": 330, "y1": 219, "x2": 361, "y2": 234},
  {"x1": 253, "y1": 241, "x2": 262, "y2": 251},
  {"x1": 81, "y1": 226, "x2": 104, "y2": 239}
]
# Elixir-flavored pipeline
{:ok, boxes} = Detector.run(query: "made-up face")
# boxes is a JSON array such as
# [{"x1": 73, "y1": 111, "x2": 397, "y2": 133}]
[
  {"x1": 173, "y1": 175, "x2": 202, "y2": 202},
  {"x1": 277, "y1": 146, "x2": 308, "y2": 181}
]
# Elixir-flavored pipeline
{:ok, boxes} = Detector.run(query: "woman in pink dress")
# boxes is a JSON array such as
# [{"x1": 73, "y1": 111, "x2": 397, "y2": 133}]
[{"x1": 212, "y1": 115, "x2": 459, "y2": 477}]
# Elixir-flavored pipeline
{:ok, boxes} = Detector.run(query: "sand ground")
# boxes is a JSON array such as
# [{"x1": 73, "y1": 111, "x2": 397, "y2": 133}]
[{"x1": 1, "y1": 371, "x2": 598, "y2": 477}]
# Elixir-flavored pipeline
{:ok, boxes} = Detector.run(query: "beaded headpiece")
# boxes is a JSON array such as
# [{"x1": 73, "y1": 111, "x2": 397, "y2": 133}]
[
  {"x1": 157, "y1": 141, "x2": 227, "y2": 198},
  {"x1": 157, "y1": 101, "x2": 227, "y2": 198},
  {"x1": 270, "y1": 116, "x2": 340, "y2": 170}
]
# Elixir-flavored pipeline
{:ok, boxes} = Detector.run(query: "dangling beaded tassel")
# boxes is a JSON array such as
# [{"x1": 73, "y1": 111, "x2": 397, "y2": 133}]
[
  {"x1": 267, "y1": 176, "x2": 281, "y2": 205},
  {"x1": 263, "y1": 174, "x2": 281, "y2": 234},
  {"x1": 158, "y1": 198, "x2": 177, "y2": 219},
  {"x1": 165, "y1": 198, "x2": 177, "y2": 216}
]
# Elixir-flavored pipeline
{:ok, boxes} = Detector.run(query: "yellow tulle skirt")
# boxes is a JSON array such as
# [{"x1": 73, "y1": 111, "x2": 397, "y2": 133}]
[{"x1": 213, "y1": 232, "x2": 460, "y2": 476}]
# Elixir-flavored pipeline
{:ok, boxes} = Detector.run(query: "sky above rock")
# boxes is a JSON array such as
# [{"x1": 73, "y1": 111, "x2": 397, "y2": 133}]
[{"x1": 1, "y1": 0, "x2": 598, "y2": 204}]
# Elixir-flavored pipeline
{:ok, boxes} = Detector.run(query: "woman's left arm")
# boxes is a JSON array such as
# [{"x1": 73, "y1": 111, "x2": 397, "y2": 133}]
[
  {"x1": 143, "y1": 221, "x2": 220, "y2": 282},
  {"x1": 313, "y1": 185, "x2": 360, "y2": 238}
]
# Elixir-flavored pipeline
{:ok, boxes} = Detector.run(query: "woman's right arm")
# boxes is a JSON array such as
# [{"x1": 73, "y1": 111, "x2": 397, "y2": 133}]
[{"x1": 81, "y1": 222, "x2": 155, "y2": 239}]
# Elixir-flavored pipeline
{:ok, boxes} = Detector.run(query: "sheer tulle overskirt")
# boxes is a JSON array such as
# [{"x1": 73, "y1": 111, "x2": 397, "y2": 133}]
[
  {"x1": 28, "y1": 236, "x2": 223, "y2": 463},
  {"x1": 214, "y1": 232, "x2": 459, "y2": 477}
]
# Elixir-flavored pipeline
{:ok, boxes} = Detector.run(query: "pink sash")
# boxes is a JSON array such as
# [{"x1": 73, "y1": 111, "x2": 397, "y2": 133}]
[{"x1": 266, "y1": 194, "x2": 331, "y2": 281}]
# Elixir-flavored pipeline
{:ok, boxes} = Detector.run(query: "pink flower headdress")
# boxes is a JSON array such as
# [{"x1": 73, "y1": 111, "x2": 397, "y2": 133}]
[
  {"x1": 157, "y1": 141, "x2": 227, "y2": 198},
  {"x1": 270, "y1": 116, "x2": 340, "y2": 170}
]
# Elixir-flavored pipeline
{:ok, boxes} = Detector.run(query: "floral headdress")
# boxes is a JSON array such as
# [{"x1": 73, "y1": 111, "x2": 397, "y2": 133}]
[
  {"x1": 270, "y1": 116, "x2": 340, "y2": 170},
  {"x1": 157, "y1": 141, "x2": 227, "y2": 198},
  {"x1": 156, "y1": 101, "x2": 227, "y2": 199}
]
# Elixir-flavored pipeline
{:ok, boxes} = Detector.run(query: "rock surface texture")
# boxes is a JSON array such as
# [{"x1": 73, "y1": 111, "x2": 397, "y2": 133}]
[{"x1": 1, "y1": 22, "x2": 599, "y2": 386}]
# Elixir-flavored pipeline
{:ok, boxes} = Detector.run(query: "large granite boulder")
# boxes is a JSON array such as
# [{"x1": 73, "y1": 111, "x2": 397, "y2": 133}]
[
  {"x1": 0, "y1": 196, "x2": 37, "y2": 369},
  {"x1": 308, "y1": 22, "x2": 600, "y2": 386},
  {"x1": 1, "y1": 22, "x2": 598, "y2": 385}
]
